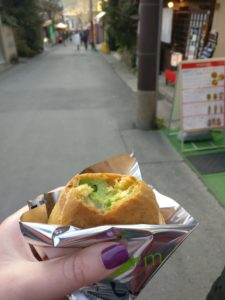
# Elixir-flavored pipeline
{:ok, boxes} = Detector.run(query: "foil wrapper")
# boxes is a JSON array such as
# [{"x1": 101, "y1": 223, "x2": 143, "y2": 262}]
[{"x1": 19, "y1": 153, "x2": 198, "y2": 300}]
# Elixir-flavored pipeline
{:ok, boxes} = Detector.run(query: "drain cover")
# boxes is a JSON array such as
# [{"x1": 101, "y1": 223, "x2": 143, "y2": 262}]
[{"x1": 186, "y1": 152, "x2": 225, "y2": 174}]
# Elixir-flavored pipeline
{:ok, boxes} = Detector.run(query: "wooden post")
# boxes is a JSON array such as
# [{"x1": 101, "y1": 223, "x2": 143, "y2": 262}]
[{"x1": 136, "y1": 0, "x2": 163, "y2": 129}]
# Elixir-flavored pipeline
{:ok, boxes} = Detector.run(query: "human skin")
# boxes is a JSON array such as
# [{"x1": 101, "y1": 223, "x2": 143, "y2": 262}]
[{"x1": 0, "y1": 207, "x2": 129, "y2": 300}]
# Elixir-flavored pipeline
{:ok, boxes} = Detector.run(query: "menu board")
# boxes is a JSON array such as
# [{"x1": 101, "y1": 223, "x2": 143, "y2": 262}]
[{"x1": 180, "y1": 60, "x2": 225, "y2": 131}]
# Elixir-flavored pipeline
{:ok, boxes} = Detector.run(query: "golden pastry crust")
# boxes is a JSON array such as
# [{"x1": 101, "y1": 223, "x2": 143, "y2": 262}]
[
  {"x1": 48, "y1": 173, "x2": 165, "y2": 228},
  {"x1": 21, "y1": 204, "x2": 48, "y2": 223}
]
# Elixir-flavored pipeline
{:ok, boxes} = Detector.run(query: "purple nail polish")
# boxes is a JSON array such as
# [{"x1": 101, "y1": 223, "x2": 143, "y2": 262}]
[{"x1": 101, "y1": 244, "x2": 129, "y2": 269}]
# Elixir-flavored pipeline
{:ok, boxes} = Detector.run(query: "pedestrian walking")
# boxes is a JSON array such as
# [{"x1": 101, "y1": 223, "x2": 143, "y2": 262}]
[
  {"x1": 82, "y1": 29, "x2": 89, "y2": 51},
  {"x1": 73, "y1": 30, "x2": 81, "y2": 51}
]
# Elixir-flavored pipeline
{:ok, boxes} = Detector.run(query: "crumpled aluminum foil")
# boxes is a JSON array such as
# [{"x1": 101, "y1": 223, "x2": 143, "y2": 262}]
[{"x1": 19, "y1": 153, "x2": 198, "y2": 300}]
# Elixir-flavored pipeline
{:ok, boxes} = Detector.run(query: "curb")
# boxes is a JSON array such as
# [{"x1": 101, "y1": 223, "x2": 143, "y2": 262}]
[
  {"x1": 0, "y1": 63, "x2": 13, "y2": 75},
  {"x1": 0, "y1": 46, "x2": 58, "y2": 79}
]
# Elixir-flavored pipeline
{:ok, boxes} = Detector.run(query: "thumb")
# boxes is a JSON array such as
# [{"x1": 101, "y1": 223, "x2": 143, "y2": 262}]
[{"x1": 24, "y1": 243, "x2": 129, "y2": 300}]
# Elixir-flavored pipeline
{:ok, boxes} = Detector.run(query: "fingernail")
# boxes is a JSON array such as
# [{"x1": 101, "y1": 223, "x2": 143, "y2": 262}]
[{"x1": 101, "y1": 244, "x2": 129, "y2": 269}]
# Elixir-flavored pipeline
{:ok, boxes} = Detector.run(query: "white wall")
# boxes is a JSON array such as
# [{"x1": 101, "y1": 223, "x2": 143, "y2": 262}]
[
  {"x1": 1, "y1": 26, "x2": 17, "y2": 62},
  {"x1": 212, "y1": 1, "x2": 225, "y2": 57}
]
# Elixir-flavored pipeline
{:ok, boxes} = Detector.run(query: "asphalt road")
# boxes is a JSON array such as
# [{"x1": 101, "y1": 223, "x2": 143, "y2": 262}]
[{"x1": 0, "y1": 45, "x2": 137, "y2": 221}]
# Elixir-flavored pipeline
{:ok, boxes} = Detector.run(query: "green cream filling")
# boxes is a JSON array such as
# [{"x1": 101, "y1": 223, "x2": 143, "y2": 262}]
[{"x1": 78, "y1": 178, "x2": 134, "y2": 211}]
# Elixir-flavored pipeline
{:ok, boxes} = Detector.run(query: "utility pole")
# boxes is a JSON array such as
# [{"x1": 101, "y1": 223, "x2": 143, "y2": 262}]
[
  {"x1": 0, "y1": 3, "x2": 5, "y2": 64},
  {"x1": 89, "y1": 0, "x2": 95, "y2": 49},
  {"x1": 136, "y1": 0, "x2": 163, "y2": 129}
]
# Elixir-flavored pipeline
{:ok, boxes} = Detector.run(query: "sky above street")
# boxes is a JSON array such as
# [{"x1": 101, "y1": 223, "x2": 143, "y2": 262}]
[{"x1": 63, "y1": 0, "x2": 99, "y2": 11}]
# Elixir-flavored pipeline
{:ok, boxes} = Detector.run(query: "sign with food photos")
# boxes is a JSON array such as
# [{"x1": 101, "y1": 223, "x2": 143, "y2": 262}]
[{"x1": 180, "y1": 59, "x2": 225, "y2": 131}]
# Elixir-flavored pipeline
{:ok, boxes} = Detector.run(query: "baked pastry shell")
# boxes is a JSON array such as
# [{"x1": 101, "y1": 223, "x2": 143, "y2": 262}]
[{"x1": 48, "y1": 173, "x2": 165, "y2": 228}]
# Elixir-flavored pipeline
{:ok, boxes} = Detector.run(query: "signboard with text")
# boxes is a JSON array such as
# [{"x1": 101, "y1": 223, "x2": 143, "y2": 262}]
[{"x1": 180, "y1": 60, "x2": 225, "y2": 132}]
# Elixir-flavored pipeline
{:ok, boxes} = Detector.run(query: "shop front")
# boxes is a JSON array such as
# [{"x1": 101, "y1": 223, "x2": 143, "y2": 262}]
[
  {"x1": 160, "y1": 0, "x2": 217, "y2": 75},
  {"x1": 159, "y1": 1, "x2": 225, "y2": 149}
]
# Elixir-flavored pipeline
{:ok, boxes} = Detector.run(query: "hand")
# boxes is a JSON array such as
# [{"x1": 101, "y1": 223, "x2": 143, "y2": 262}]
[{"x1": 0, "y1": 207, "x2": 129, "y2": 300}]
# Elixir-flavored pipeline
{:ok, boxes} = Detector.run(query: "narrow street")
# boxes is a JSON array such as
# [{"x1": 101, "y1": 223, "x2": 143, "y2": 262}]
[
  {"x1": 0, "y1": 44, "x2": 137, "y2": 220},
  {"x1": 1, "y1": 44, "x2": 225, "y2": 300}
]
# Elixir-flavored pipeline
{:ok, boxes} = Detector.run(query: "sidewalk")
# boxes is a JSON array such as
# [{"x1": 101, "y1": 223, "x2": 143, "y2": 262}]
[
  {"x1": 107, "y1": 52, "x2": 225, "y2": 212},
  {"x1": 101, "y1": 50, "x2": 225, "y2": 300},
  {"x1": 0, "y1": 62, "x2": 12, "y2": 74},
  {"x1": 102, "y1": 52, "x2": 175, "y2": 128}
]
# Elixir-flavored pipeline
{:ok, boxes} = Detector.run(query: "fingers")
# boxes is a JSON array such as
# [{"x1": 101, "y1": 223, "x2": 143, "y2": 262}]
[
  {"x1": 0, "y1": 206, "x2": 35, "y2": 261},
  {"x1": 0, "y1": 206, "x2": 28, "y2": 227},
  {"x1": 20, "y1": 243, "x2": 129, "y2": 300},
  {"x1": 33, "y1": 245, "x2": 81, "y2": 261}
]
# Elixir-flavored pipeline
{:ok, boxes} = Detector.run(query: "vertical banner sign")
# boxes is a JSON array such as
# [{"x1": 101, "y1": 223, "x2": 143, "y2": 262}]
[{"x1": 180, "y1": 60, "x2": 225, "y2": 132}]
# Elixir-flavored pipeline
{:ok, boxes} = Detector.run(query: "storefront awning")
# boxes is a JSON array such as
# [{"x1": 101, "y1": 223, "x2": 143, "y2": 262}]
[
  {"x1": 95, "y1": 11, "x2": 106, "y2": 22},
  {"x1": 55, "y1": 22, "x2": 68, "y2": 29}
]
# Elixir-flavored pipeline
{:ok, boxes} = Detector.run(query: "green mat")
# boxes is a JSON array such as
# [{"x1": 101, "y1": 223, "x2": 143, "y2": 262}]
[
  {"x1": 202, "y1": 174, "x2": 225, "y2": 207},
  {"x1": 164, "y1": 128, "x2": 225, "y2": 208},
  {"x1": 165, "y1": 128, "x2": 225, "y2": 156}
]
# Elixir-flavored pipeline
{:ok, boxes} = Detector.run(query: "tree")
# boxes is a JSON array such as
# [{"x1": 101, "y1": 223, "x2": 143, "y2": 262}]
[
  {"x1": 103, "y1": 0, "x2": 120, "y2": 51},
  {"x1": 103, "y1": 0, "x2": 138, "y2": 67},
  {"x1": 40, "y1": 0, "x2": 63, "y2": 24},
  {"x1": 1, "y1": 0, "x2": 43, "y2": 56}
]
